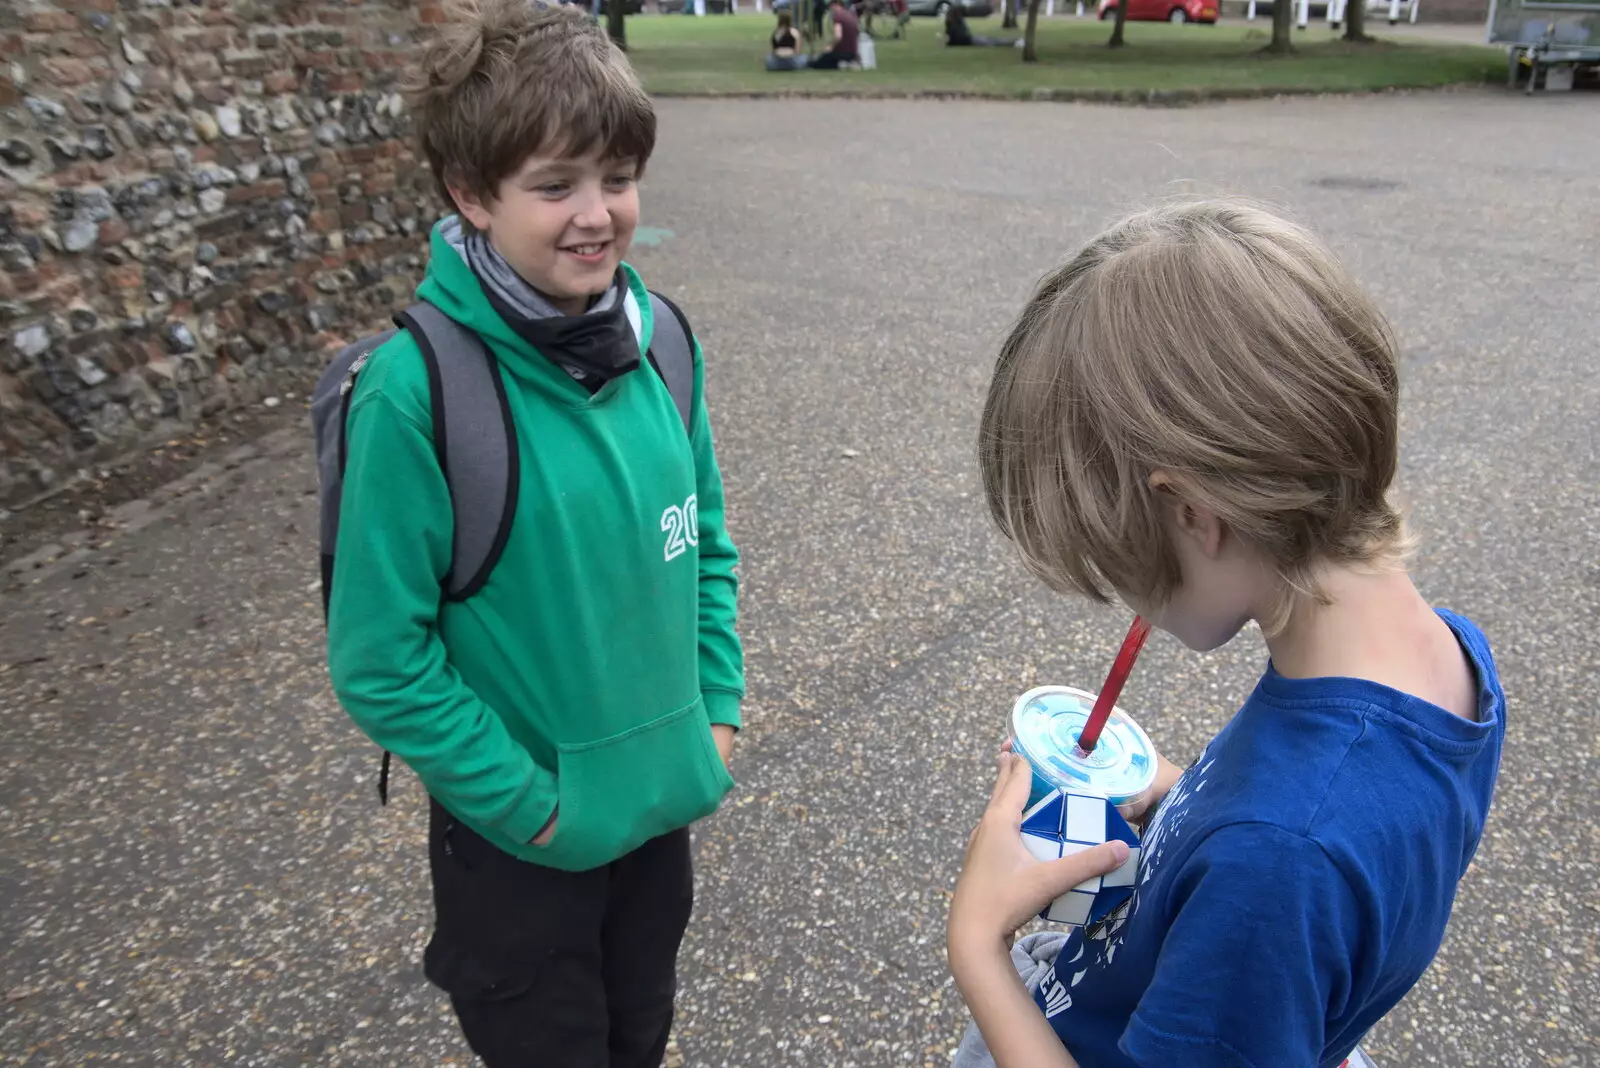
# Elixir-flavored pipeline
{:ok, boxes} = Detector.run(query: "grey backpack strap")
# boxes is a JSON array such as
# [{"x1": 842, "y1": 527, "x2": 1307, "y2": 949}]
[
  {"x1": 646, "y1": 291, "x2": 695, "y2": 434},
  {"x1": 395, "y1": 302, "x2": 518, "y2": 602},
  {"x1": 311, "y1": 327, "x2": 399, "y2": 616}
]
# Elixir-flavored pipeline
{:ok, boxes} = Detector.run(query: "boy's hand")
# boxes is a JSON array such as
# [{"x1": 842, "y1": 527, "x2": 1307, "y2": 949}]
[
  {"x1": 950, "y1": 753, "x2": 1130, "y2": 955},
  {"x1": 533, "y1": 726, "x2": 735, "y2": 849},
  {"x1": 1117, "y1": 752, "x2": 1184, "y2": 829},
  {"x1": 711, "y1": 724, "x2": 736, "y2": 768},
  {"x1": 532, "y1": 807, "x2": 558, "y2": 846}
]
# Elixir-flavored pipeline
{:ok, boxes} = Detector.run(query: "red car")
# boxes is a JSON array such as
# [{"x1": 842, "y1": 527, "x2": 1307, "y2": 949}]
[{"x1": 1097, "y1": 0, "x2": 1217, "y2": 22}]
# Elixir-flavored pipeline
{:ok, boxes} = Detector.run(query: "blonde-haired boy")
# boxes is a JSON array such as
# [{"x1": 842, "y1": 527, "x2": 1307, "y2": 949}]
[{"x1": 948, "y1": 200, "x2": 1504, "y2": 1068}]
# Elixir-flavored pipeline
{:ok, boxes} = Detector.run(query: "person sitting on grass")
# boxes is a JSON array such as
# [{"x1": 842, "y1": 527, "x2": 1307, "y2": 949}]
[
  {"x1": 809, "y1": 0, "x2": 861, "y2": 69},
  {"x1": 944, "y1": 5, "x2": 1016, "y2": 47},
  {"x1": 765, "y1": 10, "x2": 809, "y2": 69}
]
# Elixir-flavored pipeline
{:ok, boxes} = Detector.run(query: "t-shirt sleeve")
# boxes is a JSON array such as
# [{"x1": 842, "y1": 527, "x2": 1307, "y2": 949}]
[{"x1": 1120, "y1": 823, "x2": 1363, "y2": 1068}]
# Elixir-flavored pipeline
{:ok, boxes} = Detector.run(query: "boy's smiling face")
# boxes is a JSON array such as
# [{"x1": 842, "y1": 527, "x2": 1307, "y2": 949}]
[{"x1": 452, "y1": 148, "x2": 640, "y2": 317}]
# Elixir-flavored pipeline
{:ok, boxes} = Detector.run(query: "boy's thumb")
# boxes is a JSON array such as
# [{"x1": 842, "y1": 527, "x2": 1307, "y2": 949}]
[{"x1": 1030, "y1": 840, "x2": 1130, "y2": 900}]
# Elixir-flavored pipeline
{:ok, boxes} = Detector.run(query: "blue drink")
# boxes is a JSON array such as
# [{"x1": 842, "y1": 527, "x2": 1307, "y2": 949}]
[{"x1": 1011, "y1": 685, "x2": 1157, "y2": 808}]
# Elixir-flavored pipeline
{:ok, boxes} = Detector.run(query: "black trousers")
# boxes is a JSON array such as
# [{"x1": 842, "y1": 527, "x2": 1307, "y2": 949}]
[
  {"x1": 809, "y1": 48, "x2": 859, "y2": 69},
  {"x1": 422, "y1": 798, "x2": 695, "y2": 1068}
]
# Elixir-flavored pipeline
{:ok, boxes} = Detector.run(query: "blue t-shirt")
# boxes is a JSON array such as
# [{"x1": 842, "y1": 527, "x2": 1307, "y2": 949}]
[{"x1": 1033, "y1": 610, "x2": 1506, "y2": 1068}]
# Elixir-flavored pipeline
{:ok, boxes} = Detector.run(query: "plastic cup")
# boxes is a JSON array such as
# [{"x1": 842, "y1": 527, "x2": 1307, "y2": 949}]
[{"x1": 1010, "y1": 685, "x2": 1157, "y2": 809}]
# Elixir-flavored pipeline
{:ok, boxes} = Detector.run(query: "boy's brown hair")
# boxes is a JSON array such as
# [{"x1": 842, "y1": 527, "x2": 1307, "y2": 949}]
[
  {"x1": 979, "y1": 199, "x2": 1409, "y2": 631},
  {"x1": 407, "y1": 0, "x2": 656, "y2": 216}
]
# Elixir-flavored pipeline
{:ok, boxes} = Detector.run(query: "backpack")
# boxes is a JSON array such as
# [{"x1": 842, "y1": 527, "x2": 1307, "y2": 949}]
[{"x1": 310, "y1": 292, "x2": 697, "y2": 803}]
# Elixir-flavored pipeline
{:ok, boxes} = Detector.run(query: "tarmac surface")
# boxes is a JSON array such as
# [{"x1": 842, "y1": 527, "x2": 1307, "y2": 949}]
[{"x1": 3, "y1": 91, "x2": 1597, "y2": 1067}]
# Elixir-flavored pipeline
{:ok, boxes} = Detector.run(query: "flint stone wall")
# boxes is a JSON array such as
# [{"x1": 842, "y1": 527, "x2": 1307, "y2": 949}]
[{"x1": 0, "y1": 0, "x2": 452, "y2": 506}]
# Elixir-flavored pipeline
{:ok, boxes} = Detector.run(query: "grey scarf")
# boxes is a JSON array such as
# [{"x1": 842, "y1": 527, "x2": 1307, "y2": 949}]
[
  {"x1": 463, "y1": 227, "x2": 622, "y2": 320},
  {"x1": 440, "y1": 215, "x2": 639, "y2": 387}
]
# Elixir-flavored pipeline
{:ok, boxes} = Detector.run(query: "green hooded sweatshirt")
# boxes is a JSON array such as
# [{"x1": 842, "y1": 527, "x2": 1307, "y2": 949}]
[{"x1": 326, "y1": 223, "x2": 742, "y2": 872}]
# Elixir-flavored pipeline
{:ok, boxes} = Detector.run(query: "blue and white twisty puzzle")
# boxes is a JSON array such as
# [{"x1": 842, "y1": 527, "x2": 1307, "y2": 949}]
[{"x1": 1021, "y1": 788, "x2": 1142, "y2": 927}]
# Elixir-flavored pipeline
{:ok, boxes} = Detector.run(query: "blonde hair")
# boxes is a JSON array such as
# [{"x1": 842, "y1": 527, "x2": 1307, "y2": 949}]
[
  {"x1": 979, "y1": 199, "x2": 1410, "y2": 632},
  {"x1": 407, "y1": 0, "x2": 655, "y2": 217}
]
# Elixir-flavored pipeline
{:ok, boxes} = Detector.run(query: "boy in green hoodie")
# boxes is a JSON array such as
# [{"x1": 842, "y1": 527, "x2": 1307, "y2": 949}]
[{"x1": 324, "y1": 2, "x2": 743, "y2": 1063}]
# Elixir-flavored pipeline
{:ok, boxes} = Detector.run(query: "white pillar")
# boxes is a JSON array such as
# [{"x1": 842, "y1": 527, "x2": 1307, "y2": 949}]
[
  {"x1": 1076, "y1": 0, "x2": 1085, "y2": 13},
  {"x1": 1246, "y1": 0, "x2": 1257, "y2": 18},
  {"x1": 1297, "y1": 0, "x2": 1310, "y2": 27},
  {"x1": 1047, "y1": 0, "x2": 1055, "y2": 15},
  {"x1": 694, "y1": 0, "x2": 705, "y2": 13}
]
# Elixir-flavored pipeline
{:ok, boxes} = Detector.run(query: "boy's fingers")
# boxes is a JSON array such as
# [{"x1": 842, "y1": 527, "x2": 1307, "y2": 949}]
[
  {"x1": 1027, "y1": 841, "x2": 1130, "y2": 901},
  {"x1": 986, "y1": 753, "x2": 1031, "y2": 818},
  {"x1": 984, "y1": 752, "x2": 1016, "y2": 808},
  {"x1": 969, "y1": 756, "x2": 1028, "y2": 857}
]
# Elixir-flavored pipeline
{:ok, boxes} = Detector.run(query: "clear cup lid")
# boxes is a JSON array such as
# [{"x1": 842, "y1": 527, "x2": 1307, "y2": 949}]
[{"x1": 1011, "y1": 685, "x2": 1157, "y2": 805}]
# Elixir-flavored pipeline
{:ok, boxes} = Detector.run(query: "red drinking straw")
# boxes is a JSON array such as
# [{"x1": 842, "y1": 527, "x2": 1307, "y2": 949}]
[{"x1": 1076, "y1": 615, "x2": 1153, "y2": 755}]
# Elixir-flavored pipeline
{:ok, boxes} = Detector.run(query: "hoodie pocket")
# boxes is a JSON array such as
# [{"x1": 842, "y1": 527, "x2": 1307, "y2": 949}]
[{"x1": 537, "y1": 697, "x2": 733, "y2": 872}]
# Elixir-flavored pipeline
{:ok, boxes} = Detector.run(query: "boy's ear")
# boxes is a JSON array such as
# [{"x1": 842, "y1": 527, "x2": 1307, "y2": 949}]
[
  {"x1": 446, "y1": 174, "x2": 495, "y2": 232},
  {"x1": 1148, "y1": 471, "x2": 1226, "y2": 561}
]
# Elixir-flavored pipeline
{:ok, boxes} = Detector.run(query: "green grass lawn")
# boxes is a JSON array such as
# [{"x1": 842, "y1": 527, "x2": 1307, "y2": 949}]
[{"x1": 627, "y1": 14, "x2": 1505, "y2": 98}]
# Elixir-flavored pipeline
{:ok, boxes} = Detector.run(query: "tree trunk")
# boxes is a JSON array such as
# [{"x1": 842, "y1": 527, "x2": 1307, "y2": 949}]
[
  {"x1": 608, "y1": 0, "x2": 627, "y2": 50},
  {"x1": 1343, "y1": 0, "x2": 1371, "y2": 42},
  {"x1": 1108, "y1": 0, "x2": 1130, "y2": 47},
  {"x1": 1266, "y1": 0, "x2": 1293, "y2": 52},
  {"x1": 1022, "y1": 0, "x2": 1043, "y2": 60},
  {"x1": 1003, "y1": 0, "x2": 1020, "y2": 30}
]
